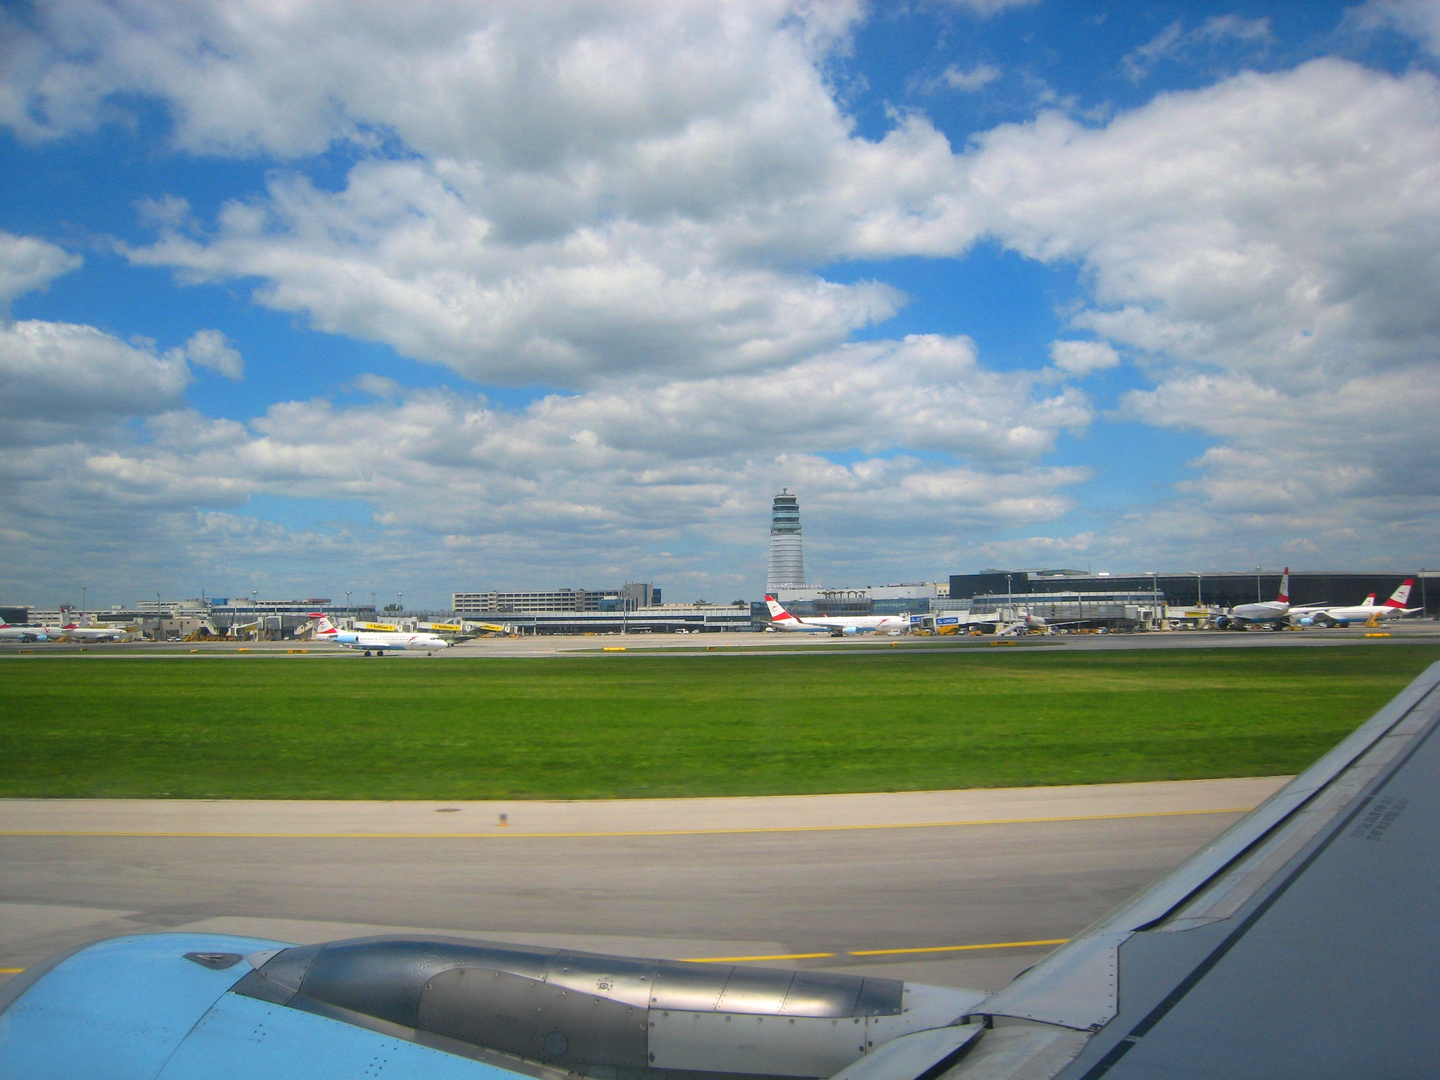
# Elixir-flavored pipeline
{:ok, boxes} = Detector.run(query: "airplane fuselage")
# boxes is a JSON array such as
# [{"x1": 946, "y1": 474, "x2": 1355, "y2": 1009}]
[
  {"x1": 325, "y1": 629, "x2": 450, "y2": 653},
  {"x1": 58, "y1": 625, "x2": 129, "y2": 641},
  {"x1": 784, "y1": 615, "x2": 909, "y2": 636},
  {"x1": 1227, "y1": 600, "x2": 1291, "y2": 625},
  {"x1": 0, "y1": 625, "x2": 49, "y2": 641}
]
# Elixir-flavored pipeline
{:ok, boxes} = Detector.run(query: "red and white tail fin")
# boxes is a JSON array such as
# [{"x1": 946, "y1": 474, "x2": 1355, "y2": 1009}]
[
  {"x1": 308, "y1": 613, "x2": 338, "y2": 635},
  {"x1": 1277, "y1": 568, "x2": 1290, "y2": 604},
  {"x1": 1360, "y1": 593, "x2": 1376, "y2": 608},
  {"x1": 764, "y1": 595, "x2": 797, "y2": 623},
  {"x1": 1384, "y1": 580, "x2": 1414, "y2": 609}
]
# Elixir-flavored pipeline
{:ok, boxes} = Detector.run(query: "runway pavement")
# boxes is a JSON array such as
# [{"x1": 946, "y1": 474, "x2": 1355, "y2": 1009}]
[
  {"x1": 2, "y1": 621, "x2": 1436, "y2": 659},
  {"x1": 0, "y1": 776, "x2": 1285, "y2": 993}
]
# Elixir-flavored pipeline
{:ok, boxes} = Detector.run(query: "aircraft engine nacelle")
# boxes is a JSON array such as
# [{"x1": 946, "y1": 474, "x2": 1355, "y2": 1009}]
[
  {"x1": 0, "y1": 934, "x2": 988, "y2": 1079},
  {"x1": 236, "y1": 937, "x2": 985, "y2": 1077},
  {"x1": 1213, "y1": 615, "x2": 1232, "y2": 630}
]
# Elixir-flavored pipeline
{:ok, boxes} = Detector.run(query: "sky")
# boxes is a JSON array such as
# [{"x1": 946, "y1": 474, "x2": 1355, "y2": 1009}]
[{"x1": 2, "y1": 0, "x2": 1439, "y2": 610}]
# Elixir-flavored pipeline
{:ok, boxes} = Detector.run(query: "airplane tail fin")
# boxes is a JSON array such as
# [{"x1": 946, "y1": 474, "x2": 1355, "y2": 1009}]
[
  {"x1": 1361, "y1": 593, "x2": 1376, "y2": 607},
  {"x1": 1277, "y1": 567, "x2": 1290, "y2": 604},
  {"x1": 308, "y1": 613, "x2": 338, "y2": 635},
  {"x1": 764, "y1": 595, "x2": 796, "y2": 622},
  {"x1": 1384, "y1": 580, "x2": 1414, "y2": 609}
]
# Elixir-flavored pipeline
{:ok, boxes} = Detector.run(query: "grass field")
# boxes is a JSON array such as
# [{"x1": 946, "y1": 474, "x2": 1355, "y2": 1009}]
[{"x1": 3, "y1": 645, "x2": 1439, "y2": 800}]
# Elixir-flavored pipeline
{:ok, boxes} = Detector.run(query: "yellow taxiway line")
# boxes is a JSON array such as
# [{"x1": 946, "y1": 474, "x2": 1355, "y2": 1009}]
[
  {"x1": 847, "y1": 939, "x2": 1069, "y2": 956},
  {"x1": 0, "y1": 806, "x2": 1253, "y2": 841},
  {"x1": 682, "y1": 939, "x2": 1069, "y2": 962}
]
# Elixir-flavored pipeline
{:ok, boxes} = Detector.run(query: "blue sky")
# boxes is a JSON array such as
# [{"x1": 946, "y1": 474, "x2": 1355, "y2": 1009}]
[{"x1": 1, "y1": 0, "x2": 1438, "y2": 609}]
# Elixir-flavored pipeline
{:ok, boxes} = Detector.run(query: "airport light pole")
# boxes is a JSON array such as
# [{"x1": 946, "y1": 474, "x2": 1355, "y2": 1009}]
[
  {"x1": 1256, "y1": 567, "x2": 1262, "y2": 602},
  {"x1": 1422, "y1": 570, "x2": 1428, "y2": 618},
  {"x1": 81, "y1": 584, "x2": 86, "y2": 618},
  {"x1": 1194, "y1": 572, "x2": 1202, "y2": 607}
]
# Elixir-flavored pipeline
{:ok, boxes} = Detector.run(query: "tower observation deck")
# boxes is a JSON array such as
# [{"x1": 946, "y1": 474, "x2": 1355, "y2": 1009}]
[{"x1": 766, "y1": 489, "x2": 806, "y2": 592}]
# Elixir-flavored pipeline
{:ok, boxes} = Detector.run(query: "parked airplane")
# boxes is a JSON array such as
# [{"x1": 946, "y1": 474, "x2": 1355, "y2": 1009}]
[
  {"x1": 1295, "y1": 579, "x2": 1420, "y2": 627},
  {"x1": 54, "y1": 622, "x2": 130, "y2": 641},
  {"x1": 0, "y1": 621, "x2": 49, "y2": 642},
  {"x1": 765, "y1": 596, "x2": 909, "y2": 636},
  {"x1": 1214, "y1": 567, "x2": 1299, "y2": 629},
  {"x1": 8, "y1": 662, "x2": 1440, "y2": 1077},
  {"x1": 308, "y1": 614, "x2": 450, "y2": 655}
]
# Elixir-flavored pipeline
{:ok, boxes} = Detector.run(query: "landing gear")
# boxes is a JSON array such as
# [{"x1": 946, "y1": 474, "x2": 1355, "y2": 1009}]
[{"x1": 363, "y1": 650, "x2": 372, "y2": 657}]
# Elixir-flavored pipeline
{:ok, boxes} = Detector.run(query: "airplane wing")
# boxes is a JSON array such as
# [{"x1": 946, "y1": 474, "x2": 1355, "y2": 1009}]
[{"x1": 4, "y1": 662, "x2": 1440, "y2": 1079}]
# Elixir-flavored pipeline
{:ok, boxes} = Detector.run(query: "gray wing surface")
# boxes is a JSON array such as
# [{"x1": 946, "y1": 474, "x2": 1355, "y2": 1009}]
[{"x1": 945, "y1": 658, "x2": 1440, "y2": 1080}]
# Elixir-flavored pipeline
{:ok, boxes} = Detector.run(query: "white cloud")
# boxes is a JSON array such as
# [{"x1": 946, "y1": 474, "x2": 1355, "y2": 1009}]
[
  {"x1": 182, "y1": 329, "x2": 244, "y2": 379},
  {"x1": 1353, "y1": 0, "x2": 1440, "y2": 56},
  {"x1": 950, "y1": 59, "x2": 1440, "y2": 559},
  {"x1": 1047, "y1": 340, "x2": 1120, "y2": 376},
  {"x1": 1, "y1": 1, "x2": 861, "y2": 162},
  {"x1": 0, "y1": 231, "x2": 81, "y2": 309},
  {"x1": 0, "y1": 329, "x2": 1092, "y2": 602},
  {"x1": 933, "y1": 62, "x2": 1002, "y2": 92},
  {"x1": 1121, "y1": 15, "x2": 1273, "y2": 83},
  {"x1": 123, "y1": 160, "x2": 905, "y2": 386},
  {"x1": 964, "y1": 60, "x2": 1440, "y2": 385},
  {"x1": 933, "y1": 0, "x2": 1041, "y2": 15},
  {"x1": 0, "y1": 319, "x2": 189, "y2": 439}
]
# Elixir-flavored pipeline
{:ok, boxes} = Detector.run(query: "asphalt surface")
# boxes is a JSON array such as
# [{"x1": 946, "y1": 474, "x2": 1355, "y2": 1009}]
[
  {"x1": 0, "y1": 778, "x2": 1284, "y2": 993},
  {"x1": 1, "y1": 621, "x2": 1436, "y2": 658}
]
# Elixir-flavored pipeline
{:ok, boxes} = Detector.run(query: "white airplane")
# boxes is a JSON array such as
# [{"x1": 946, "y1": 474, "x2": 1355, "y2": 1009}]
[
  {"x1": 1216, "y1": 567, "x2": 1298, "y2": 629},
  {"x1": 764, "y1": 596, "x2": 910, "y2": 637},
  {"x1": 55, "y1": 622, "x2": 131, "y2": 641},
  {"x1": 1294, "y1": 580, "x2": 1420, "y2": 627},
  {"x1": 0, "y1": 621, "x2": 49, "y2": 642},
  {"x1": 308, "y1": 614, "x2": 450, "y2": 655}
]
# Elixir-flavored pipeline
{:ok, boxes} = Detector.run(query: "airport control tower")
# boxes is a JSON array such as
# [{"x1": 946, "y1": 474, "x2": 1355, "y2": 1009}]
[{"x1": 766, "y1": 488, "x2": 806, "y2": 592}]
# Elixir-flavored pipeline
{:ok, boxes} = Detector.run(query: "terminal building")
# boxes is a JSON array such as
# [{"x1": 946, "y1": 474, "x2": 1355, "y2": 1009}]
[
  {"x1": 1, "y1": 597, "x2": 379, "y2": 640},
  {"x1": 758, "y1": 583, "x2": 945, "y2": 621},
  {"x1": 947, "y1": 569, "x2": 1437, "y2": 620},
  {"x1": 460, "y1": 602, "x2": 750, "y2": 636},
  {"x1": 450, "y1": 584, "x2": 750, "y2": 634},
  {"x1": 453, "y1": 584, "x2": 659, "y2": 617}
]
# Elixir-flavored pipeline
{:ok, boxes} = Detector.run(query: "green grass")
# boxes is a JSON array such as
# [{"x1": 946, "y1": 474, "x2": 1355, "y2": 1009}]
[{"x1": 3, "y1": 645, "x2": 1438, "y2": 799}]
